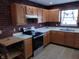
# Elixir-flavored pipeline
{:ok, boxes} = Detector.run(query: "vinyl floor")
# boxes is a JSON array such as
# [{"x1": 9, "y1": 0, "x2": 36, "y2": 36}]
[{"x1": 31, "y1": 44, "x2": 79, "y2": 59}]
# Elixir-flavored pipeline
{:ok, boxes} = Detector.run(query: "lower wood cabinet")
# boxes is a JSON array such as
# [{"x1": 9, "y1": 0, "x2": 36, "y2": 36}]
[
  {"x1": 41, "y1": 30, "x2": 79, "y2": 49},
  {"x1": 51, "y1": 31, "x2": 64, "y2": 45},
  {"x1": 24, "y1": 38, "x2": 32, "y2": 59},
  {"x1": 43, "y1": 32, "x2": 50, "y2": 46},
  {"x1": 64, "y1": 32, "x2": 75, "y2": 47},
  {"x1": 74, "y1": 33, "x2": 79, "y2": 48}
]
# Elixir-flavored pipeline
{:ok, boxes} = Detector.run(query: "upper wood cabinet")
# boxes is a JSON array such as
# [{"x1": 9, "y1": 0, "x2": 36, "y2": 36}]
[
  {"x1": 32, "y1": 6, "x2": 38, "y2": 15},
  {"x1": 11, "y1": 3, "x2": 50, "y2": 25},
  {"x1": 26, "y1": 5, "x2": 33, "y2": 15},
  {"x1": 37, "y1": 8, "x2": 43, "y2": 23},
  {"x1": 11, "y1": 3, "x2": 26, "y2": 25},
  {"x1": 42, "y1": 9, "x2": 49, "y2": 23},
  {"x1": 49, "y1": 9, "x2": 60, "y2": 22},
  {"x1": 26, "y1": 5, "x2": 38, "y2": 15}
]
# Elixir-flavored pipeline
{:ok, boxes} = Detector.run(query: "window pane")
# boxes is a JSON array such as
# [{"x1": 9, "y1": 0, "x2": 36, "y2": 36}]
[{"x1": 61, "y1": 9, "x2": 78, "y2": 26}]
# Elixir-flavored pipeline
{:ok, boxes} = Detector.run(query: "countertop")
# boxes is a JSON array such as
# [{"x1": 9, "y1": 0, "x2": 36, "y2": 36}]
[
  {"x1": 0, "y1": 33, "x2": 32, "y2": 46},
  {"x1": 1, "y1": 26, "x2": 79, "y2": 46},
  {"x1": 35, "y1": 27, "x2": 79, "y2": 33}
]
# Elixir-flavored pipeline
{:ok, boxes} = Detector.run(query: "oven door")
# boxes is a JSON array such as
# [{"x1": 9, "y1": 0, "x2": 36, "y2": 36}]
[{"x1": 32, "y1": 35, "x2": 43, "y2": 51}]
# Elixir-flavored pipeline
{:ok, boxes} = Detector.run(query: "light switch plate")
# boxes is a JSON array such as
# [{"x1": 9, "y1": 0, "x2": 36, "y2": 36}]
[
  {"x1": 13, "y1": 28, "x2": 16, "y2": 32},
  {"x1": 0, "y1": 30, "x2": 2, "y2": 34}
]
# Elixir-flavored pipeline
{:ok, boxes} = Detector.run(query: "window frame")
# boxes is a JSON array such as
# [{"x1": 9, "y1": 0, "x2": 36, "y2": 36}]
[{"x1": 60, "y1": 9, "x2": 78, "y2": 26}]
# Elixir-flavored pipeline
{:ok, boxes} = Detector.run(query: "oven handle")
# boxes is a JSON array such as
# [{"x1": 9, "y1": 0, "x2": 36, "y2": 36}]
[{"x1": 33, "y1": 34, "x2": 44, "y2": 39}]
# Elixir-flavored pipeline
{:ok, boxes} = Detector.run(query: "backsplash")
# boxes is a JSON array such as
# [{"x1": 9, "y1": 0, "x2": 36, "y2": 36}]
[
  {"x1": 0, "y1": 23, "x2": 45, "y2": 39},
  {"x1": 1, "y1": 22, "x2": 79, "y2": 39},
  {"x1": 45, "y1": 22, "x2": 60, "y2": 26},
  {"x1": 45, "y1": 22, "x2": 79, "y2": 28}
]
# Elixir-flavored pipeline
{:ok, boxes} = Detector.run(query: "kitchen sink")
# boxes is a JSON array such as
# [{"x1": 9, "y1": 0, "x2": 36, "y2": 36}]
[{"x1": 59, "y1": 28, "x2": 75, "y2": 32}]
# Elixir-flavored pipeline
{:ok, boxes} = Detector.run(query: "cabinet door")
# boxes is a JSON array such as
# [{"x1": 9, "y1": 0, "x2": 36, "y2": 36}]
[
  {"x1": 32, "y1": 6, "x2": 38, "y2": 15},
  {"x1": 74, "y1": 33, "x2": 79, "y2": 48},
  {"x1": 43, "y1": 32, "x2": 50, "y2": 46},
  {"x1": 64, "y1": 32, "x2": 75, "y2": 47},
  {"x1": 51, "y1": 31, "x2": 64, "y2": 44},
  {"x1": 42, "y1": 9, "x2": 48, "y2": 23},
  {"x1": 45, "y1": 10, "x2": 49, "y2": 22},
  {"x1": 37, "y1": 8, "x2": 43, "y2": 23},
  {"x1": 26, "y1": 5, "x2": 33, "y2": 15},
  {"x1": 49, "y1": 9, "x2": 59, "y2": 22},
  {"x1": 11, "y1": 3, "x2": 26, "y2": 25},
  {"x1": 24, "y1": 38, "x2": 32, "y2": 59}
]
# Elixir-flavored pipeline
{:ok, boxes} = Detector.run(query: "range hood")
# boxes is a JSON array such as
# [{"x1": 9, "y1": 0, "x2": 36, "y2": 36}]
[{"x1": 26, "y1": 15, "x2": 38, "y2": 18}]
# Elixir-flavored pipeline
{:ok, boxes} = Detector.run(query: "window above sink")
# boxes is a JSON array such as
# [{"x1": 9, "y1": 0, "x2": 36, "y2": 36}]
[{"x1": 60, "y1": 9, "x2": 78, "y2": 26}]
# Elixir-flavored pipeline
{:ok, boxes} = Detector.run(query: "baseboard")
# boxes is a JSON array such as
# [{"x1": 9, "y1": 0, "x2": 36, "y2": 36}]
[
  {"x1": 50, "y1": 42, "x2": 79, "y2": 50},
  {"x1": 27, "y1": 54, "x2": 33, "y2": 59},
  {"x1": 43, "y1": 43, "x2": 50, "y2": 48}
]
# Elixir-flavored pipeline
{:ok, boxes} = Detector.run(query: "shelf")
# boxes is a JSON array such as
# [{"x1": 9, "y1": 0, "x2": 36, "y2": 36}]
[
  {"x1": 8, "y1": 50, "x2": 22, "y2": 59},
  {"x1": 0, "y1": 41, "x2": 24, "y2": 59}
]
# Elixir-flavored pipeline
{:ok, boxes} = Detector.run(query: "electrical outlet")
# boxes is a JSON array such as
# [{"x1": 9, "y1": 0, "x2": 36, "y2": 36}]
[
  {"x1": 19, "y1": 27, "x2": 21, "y2": 31},
  {"x1": 0, "y1": 30, "x2": 2, "y2": 34},
  {"x1": 13, "y1": 28, "x2": 16, "y2": 32},
  {"x1": 40, "y1": 24, "x2": 42, "y2": 27}
]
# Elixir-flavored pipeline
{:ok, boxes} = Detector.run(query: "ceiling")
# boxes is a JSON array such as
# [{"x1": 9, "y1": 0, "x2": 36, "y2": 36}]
[{"x1": 29, "y1": 0, "x2": 79, "y2": 6}]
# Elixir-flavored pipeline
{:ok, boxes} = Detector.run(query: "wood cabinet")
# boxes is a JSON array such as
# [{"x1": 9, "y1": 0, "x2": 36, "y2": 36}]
[
  {"x1": 42, "y1": 9, "x2": 49, "y2": 23},
  {"x1": 26, "y1": 5, "x2": 33, "y2": 15},
  {"x1": 43, "y1": 32, "x2": 50, "y2": 46},
  {"x1": 64, "y1": 32, "x2": 75, "y2": 47},
  {"x1": 49, "y1": 9, "x2": 59, "y2": 22},
  {"x1": 11, "y1": 3, "x2": 50, "y2": 25},
  {"x1": 40, "y1": 30, "x2": 79, "y2": 49},
  {"x1": 51, "y1": 31, "x2": 64, "y2": 44},
  {"x1": 11, "y1": 3, "x2": 26, "y2": 25},
  {"x1": 24, "y1": 38, "x2": 32, "y2": 59},
  {"x1": 51, "y1": 31, "x2": 75, "y2": 47},
  {"x1": 74, "y1": 33, "x2": 79, "y2": 48},
  {"x1": 26, "y1": 5, "x2": 38, "y2": 15},
  {"x1": 32, "y1": 6, "x2": 38, "y2": 15},
  {"x1": 37, "y1": 8, "x2": 43, "y2": 23},
  {"x1": 46, "y1": 10, "x2": 49, "y2": 22}
]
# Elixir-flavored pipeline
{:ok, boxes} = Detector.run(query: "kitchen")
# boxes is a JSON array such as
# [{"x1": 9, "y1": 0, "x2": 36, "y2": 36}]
[{"x1": 0, "y1": 0, "x2": 79, "y2": 59}]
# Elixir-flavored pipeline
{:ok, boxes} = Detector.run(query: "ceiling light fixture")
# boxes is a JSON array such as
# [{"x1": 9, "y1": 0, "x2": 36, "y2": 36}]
[{"x1": 49, "y1": 2, "x2": 53, "y2": 5}]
